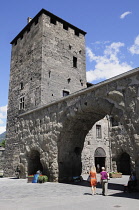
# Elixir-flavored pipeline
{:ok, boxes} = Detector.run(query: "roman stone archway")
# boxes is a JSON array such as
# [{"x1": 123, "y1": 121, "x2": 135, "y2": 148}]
[{"x1": 4, "y1": 68, "x2": 139, "y2": 184}]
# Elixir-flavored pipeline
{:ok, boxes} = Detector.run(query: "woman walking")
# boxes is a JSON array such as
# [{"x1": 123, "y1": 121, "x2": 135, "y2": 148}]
[
  {"x1": 100, "y1": 167, "x2": 109, "y2": 196},
  {"x1": 90, "y1": 166, "x2": 97, "y2": 195}
]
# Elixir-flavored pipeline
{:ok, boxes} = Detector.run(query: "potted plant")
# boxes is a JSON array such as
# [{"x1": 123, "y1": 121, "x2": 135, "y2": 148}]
[
  {"x1": 38, "y1": 175, "x2": 48, "y2": 183},
  {"x1": 27, "y1": 175, "x2": 34, "y2": 183},
  {"x1": 109, "y1": 172, "x2": 122, "y2": 178}
]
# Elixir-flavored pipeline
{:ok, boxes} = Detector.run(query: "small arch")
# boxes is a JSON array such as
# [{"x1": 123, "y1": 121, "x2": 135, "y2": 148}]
[
  {"x1": 117, "y1": 152, "x2": 131, "y2": 175},
  {"x1": 27, "y1": 150, "x2": 43, "y2": 175},
  {"x1": 94, "y1": 147, "x2": 106, "y2": 172},
  {"x1": 94, "y1": 147, "x2": 106, "y2": 157}
]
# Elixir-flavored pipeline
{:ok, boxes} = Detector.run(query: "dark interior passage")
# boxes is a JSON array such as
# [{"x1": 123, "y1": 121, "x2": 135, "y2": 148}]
[
  {"x1": 94, "y1": 147, "x2": 106, "y2": 172},
  {"x1": 28, "y1": 150, "x2": 43, "y2": 175},
  {"x1": 117, "y1": 152, "x2": 131, "y2": 175}
]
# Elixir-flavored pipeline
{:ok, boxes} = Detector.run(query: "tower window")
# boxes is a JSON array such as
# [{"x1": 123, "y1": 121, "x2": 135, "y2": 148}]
[
  {"x1": 49, "y1": 71, "x2": 51, "y2": 78},
  {"x1": 73, "y1": 56, "x2": 77, "y2": 68},
  {"x1": 96, "y1": 125, "x2": 102, "y2": 138},
  {"x1": 50, "y1": 17, "x2": 56, "y2": 25},
  {"x1": 20, "y1": 82, "x2": 24, "y2": 90},
  {"x1": 67, "y1": 78, "x2": 71, "y2": 83},
  {"x1": 19, "y1": 97, "x2": 25, "y2": 110},
  {"x1": 63, "y1": 90, "x2": 69, "y2": 97}
]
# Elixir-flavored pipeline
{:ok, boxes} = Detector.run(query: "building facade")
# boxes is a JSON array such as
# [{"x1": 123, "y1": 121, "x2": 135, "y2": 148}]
[{"x1": 82, "y1": 116, "x2": 111, "y2": 174}]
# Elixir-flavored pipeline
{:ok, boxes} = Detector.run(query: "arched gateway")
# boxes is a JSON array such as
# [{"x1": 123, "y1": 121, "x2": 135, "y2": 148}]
[{"x1": 4, "y1": 67, "x2": 139, "y2": 182}]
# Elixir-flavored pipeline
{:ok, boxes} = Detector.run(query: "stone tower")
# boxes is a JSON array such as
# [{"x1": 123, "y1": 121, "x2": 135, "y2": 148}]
[{"x1": 5, "y1": 9, "x2": 87, "y2": 177}]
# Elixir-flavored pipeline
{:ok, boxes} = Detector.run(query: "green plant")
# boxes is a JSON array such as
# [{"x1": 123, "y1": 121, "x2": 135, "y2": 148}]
[
  {"x1": 0, "y1": 170, "x2": 3, "y2": 178},
  {"x1": 38, "y1": 175, "x2": 48, "y2": 183},
  {"x1": 109, "y1": 172, "x2": 122, "y2": 174},
  {"x1": 0, "y1": 139, "x2": 6, "y2": 148}
]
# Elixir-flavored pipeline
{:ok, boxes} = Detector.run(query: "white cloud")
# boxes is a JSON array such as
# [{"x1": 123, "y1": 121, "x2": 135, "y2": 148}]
[
  {"x1": 120, "y1": 11, "x2": 132, "y2": 19},
  {"x1": 0, "y1": 119, "x2": 4, "y2": 124},
  {"x1": 92, "y1": 40, "x2": 110, "y2": 45},
  {"x1": 0, "y1": 105, "x2": 7, "y2": 119},
  {"x1": 0, "y1": 126, "x2": 6, "y2": 135},
  {"x1": 86, "y1": 42, "x2": 133, "y2": 83},
  {"x1": 0, "y1": 105, "x2": 7, "y2": 134},
  {"x1": 0, "y1": 105, "x2": 7, "y2": 113},
  {"x1": 129, "y1": 35, "x2": 139, "y2": 55}
]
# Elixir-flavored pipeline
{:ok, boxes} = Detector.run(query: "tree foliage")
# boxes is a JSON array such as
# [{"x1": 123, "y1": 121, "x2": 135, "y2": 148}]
[{"x1": 0, "y1": 139, "x2": 6, "y2": 148}]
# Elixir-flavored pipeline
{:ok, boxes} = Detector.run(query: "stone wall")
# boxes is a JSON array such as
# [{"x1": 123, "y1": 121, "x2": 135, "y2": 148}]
[{"x1": 0, "y1": 147, "x2": 5, "y2": 175}]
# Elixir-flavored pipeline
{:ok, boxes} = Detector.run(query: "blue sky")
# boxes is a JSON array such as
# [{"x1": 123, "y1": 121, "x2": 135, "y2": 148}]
[{"x1": 1, "y1": 0, "x2": 139, "y2": 134}]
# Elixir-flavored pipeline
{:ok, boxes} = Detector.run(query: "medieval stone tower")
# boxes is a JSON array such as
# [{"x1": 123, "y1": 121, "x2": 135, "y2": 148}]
[{"x1": 5, "y1": 9, "x2": 87, "y2": 177}]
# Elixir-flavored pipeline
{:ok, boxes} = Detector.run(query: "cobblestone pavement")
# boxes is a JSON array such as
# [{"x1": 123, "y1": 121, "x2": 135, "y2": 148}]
[{"x1": 0, "y1": 175, "x2": 139, "y2": 210}]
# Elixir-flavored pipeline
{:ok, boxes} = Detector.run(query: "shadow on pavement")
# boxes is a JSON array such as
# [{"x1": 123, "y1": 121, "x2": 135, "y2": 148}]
[
  {"x1": 65, "y1": 180, "x2": 139, "y2": 199},
  {"x1": 109, "y1": 191, "x2": 139, "y2": 199}
]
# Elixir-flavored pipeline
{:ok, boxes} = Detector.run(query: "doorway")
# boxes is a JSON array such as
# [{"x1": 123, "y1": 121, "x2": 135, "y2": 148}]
[
  {"x1": 94, "y1": 147, "x2": 106, "y2": 173},
  {"x1": 28, "y1": 150, "x2": 43, "y2": 175},
  {"x1": 117, "y1": 152, "x2": 131, "y2": 175}
]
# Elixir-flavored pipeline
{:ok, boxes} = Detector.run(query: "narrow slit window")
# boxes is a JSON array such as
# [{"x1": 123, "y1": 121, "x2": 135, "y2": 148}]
[
  {"x1": 73, "y1": 56, "x2": 77, "y2": 68},
  {"x1": 96, "y1": 125, "x2": 102, "y2": 138},
  {"x1": 49, "y1": 71, "x2": 51, "y2": 78},
  {"x1": 19, "y1": 97, "x2": 25, "y2": 110},
  {"x1": 67, "y1": 78, "x2": 71, "y2": 83},
  {"x1": 20, "y1": 82, "x2": 24, "y2": 90}
]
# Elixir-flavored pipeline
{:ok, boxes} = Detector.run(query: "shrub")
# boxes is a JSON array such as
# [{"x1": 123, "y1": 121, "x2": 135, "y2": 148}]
[{"x1": 38, "y1": 175, "x2": 48, "y2": 183}]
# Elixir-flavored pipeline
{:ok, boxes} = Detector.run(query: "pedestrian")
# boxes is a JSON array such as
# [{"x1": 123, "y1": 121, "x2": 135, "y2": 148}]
[
  {"x1": 127, "y1": 171, "x2": 137, "y2": 192},
  {"x1": 32, "y1": 170, "x2": 41, "y2": 183},
  {"x1": 15, "y1": 165, "x2": 20, "y2": 179},
  {"x1": 90, "y1": 165, "x2": 97, "y2": 195},
  {"x1": 96, "y1": 164, "x2": 100, "y2": 173},
  {"x1": 100, "y1": 167, "x2": 109, "y2": 196}
]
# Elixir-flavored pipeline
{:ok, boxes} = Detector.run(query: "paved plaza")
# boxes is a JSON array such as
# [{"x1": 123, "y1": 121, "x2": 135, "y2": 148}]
[{"x1": 0, "y1": 175, "x2": 139, "y2": 210}]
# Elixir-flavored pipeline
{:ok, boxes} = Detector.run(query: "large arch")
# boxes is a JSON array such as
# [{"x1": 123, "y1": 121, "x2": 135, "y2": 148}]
[
  {"x1": 56, "y1": 69, "x2": 139, "y2": 182},
  {"x1": 57, "y1": 91, "x2": 123, "y2": 182}
]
